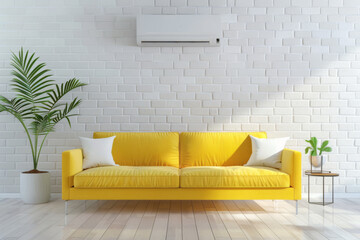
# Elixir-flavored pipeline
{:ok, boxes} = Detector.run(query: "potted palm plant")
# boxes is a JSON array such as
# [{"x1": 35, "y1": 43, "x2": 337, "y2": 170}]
[
  {"x1": 0, "y1": 48, "x2": 86, "y2": 204},
  {"x1": 305, "y1": 137, "x2": 332, "y2": 172}
]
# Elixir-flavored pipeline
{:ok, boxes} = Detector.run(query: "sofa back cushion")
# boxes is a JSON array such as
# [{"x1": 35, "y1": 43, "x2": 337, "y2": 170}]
[
  {"x1": 93, "y1": 132, "x2": 179, "y2": 167},
  {"x1": 180, "y1": 132, "x2": 267, "y2": 168}
]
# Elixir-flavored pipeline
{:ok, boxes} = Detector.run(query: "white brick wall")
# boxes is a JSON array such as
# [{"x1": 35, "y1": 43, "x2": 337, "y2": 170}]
[{"x1": 0, "y1": 0, "x2": 360, "y2": 195}]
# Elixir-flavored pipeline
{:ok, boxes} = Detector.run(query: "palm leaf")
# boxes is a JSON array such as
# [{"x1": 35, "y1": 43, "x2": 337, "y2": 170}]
[
  {"x1": 44, "y1": 78, "x2": 86, "y2": 112},
  {"x1": 29, "y1": 113, "x2": 56, "y2": 136},
  {"x1": 0, "y1": 96, "x2": 31, "y2": 119},
  {"x1": 10, "y1": 48, "x2": 54, "y2": 109},
  {"x1": 52, "y1": 97, "x2": 82, "y2": 126}
]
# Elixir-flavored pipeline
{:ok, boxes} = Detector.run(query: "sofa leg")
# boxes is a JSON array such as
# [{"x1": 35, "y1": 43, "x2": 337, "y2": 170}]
[
  {"x1": 65, "y1": 200, "x2": 68, "y2": 215},
  {"x1": 295, "y1": 200, "x2": 298, "y2": 215}
]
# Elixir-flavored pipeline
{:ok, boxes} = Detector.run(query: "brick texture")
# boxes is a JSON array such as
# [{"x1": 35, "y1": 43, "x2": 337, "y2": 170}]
[{"x1": 0, "y1": 0, "x2": 359, "y2": 195}]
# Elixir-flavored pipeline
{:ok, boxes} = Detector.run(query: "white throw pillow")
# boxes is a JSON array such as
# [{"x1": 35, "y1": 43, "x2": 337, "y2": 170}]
[
  {"x1": 80, "y1": 136, "x2": 116, "y2": 169},
  {"x1": 245, "y1": 136, "x2": 289, "y2": 169}
]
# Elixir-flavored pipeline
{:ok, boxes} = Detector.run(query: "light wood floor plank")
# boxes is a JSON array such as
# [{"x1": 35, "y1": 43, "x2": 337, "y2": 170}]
[
  {"x1": 256, "y1": 200, "x2": 313, "y2": 240},
  {"x1": 279, "y1": 200, "x2": 331, "y2": 240},
  {"x1": 69, "y1": 201, "x2": 117, "y2": 239},
  {"x1": 182, "y1": 200, "x2": 199, "y2": 240},
  {"x1": 202, "y1": 200, "x2": 231, "y2": 240},
  {"x1": 248, "y1": 200, "x2": 305, "y2": 240},
  {"x1": 100, "y1": 200, "x2": 137, "y2": 240},
  {"x1": 234, "y1": 200, "x2": 280, "y2": 239},
  {"x1": 2, "y1": 199, "x2": 66, "y2": 239},
  {"x1": 166, "y1": 200, "x2": 182, "y2": 240},
  {"x1": 149, "y1": 200, "x2": 170, "y2": 240},
  {"x1": 0, "y1": 198, "x2": 359, "y2": 240},
  {"x1": 192, "y1": 201, "x2": 214, "y2": 240},
  {"x1": 62, "y1": 200, "x2": 103, "y2": 239},
  {"x1": 0, "y1": 199, "x2": 51, "y2": 238},
  {"x1": 116, "y1": 200, "x2": 149, "y2": 240},
  {"x1": 223, "y1": 200, "x2": 263, "y2": 240},
  {"x1": 298, "y1": 199, "x2": 359, "y2": 239},
  {"x1": 212, "y1": 200, "x2": 247, "y2": 240},
  {"x1": 134, "y1": 200, "x2": 159, "y2": 240},
  {"x1": 84, "y1": 200, "x2": 127, "y2": 240}
]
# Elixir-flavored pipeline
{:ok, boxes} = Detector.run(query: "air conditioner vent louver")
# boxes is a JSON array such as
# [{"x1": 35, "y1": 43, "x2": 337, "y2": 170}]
[
  {"x1": 136, "y1": 15, "x2": 221, "y2": 47},
  {"x1": 141, "y1": 41, "x2": 211, "y2": 44}
]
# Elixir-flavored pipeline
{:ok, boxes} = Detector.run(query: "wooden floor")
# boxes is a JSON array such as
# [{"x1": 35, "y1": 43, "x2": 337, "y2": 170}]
[{"x1": 0, "y1": 198, "x2": 359, "y2": 240}]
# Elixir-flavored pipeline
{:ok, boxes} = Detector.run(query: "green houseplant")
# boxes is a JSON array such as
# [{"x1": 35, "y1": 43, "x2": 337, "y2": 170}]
[
  {"x1": 305, "y1": 137, "x2": 332, "y2": 169},
  {"x1": 0, "y1": 48, "x2": 86, "y2": 203}
]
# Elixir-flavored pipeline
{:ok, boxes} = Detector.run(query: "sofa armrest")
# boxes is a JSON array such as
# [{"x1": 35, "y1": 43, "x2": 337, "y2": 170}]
[
  {"x1": 62, "y1": 149, "x2": 83, "y2": 200},
  {"x1": 281, "y1": 148, "x2": 301, "y2": 200}
]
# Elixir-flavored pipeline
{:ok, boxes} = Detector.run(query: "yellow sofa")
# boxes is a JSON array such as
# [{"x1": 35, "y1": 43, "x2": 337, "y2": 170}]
[{"x1": 62, "y1": 132, "x2": 301, "y2": 211}]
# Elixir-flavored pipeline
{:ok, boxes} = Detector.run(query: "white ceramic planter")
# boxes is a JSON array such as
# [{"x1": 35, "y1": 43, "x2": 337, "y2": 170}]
[
  {"x1": 20, "y1": 172, "x2": 50, "y2": 204},
  {"x1": 310, "y1": 156, "x2": 323, "y2": 168}
]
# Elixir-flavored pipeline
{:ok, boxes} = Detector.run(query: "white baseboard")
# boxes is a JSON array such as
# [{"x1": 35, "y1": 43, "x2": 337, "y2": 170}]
[
  {"x1": 51, "y1": 193, "x2": 62, "y2": 198},
  {"x1": 303, "y1": 193, "x2": 360, "y2": 199},
  {"x1": 0, "y1": 193, "x2": 61, "y2": 199},
  {"x1": 1, "y1": 193, "x2": 360, "y2": 199},
  {"x1": 0, "y1": 193, "x2": 20, "y2": 198}
]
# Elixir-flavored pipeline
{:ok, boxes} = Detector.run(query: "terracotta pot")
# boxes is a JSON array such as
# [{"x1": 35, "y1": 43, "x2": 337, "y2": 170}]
[{"x1": 20, "y1": 172, "x2": 50, "y2": 204}]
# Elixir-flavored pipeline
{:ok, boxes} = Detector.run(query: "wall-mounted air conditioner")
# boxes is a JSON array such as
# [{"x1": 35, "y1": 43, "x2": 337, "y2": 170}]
[{"x1": 136, "y1": 15, "x2": 221, "y2": 47}]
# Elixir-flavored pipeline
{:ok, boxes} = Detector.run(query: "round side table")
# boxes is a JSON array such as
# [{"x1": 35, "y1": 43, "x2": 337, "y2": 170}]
[{"x1": 305, "y1": 171, "x2": 339, "y2": 206}]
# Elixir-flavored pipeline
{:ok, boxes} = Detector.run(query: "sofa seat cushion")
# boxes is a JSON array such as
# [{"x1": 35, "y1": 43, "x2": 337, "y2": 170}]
[
  {"x1": 74, "y1": 166, "x2": 179, "y2": 188},
  {"x1": 180, "y1": 166, "x2": 290, "y2": 188}
]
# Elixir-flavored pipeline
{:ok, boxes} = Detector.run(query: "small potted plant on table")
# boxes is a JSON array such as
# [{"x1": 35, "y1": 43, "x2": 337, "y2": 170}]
[
  {"x1": 0, "y1": 48, "x2": 86, "y2": 204},
  {"x1": 305, "y1": 137, "x2": 332, "y2": 173}
]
